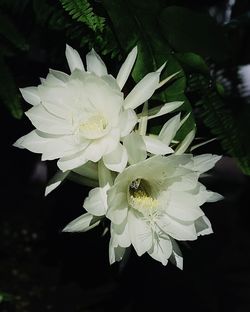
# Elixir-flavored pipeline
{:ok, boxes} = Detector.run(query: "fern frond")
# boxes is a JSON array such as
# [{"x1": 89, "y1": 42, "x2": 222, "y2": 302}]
[
  {"x1": 60, "y1": 0, "x2": 105, "y2": 32},
  {"x1": 190, "y1": 74, "x2": 250, "y2": 175}
]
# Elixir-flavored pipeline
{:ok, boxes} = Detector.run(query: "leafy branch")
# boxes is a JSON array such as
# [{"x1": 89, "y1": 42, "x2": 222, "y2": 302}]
[{"x1": 59, "y1": 0, "x2": 105, "y2": 33}]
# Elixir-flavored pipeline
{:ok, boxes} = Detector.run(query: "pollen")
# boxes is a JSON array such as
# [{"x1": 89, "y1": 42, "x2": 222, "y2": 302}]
[
  {"x1": 130, "y1": 189, "x2": 158, "y2": 214},
  {"x1": 80, "y1": 115, "x2": 107, "y2": 132}
]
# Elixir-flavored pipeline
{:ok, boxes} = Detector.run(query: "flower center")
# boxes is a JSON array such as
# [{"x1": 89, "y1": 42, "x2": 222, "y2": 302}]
[
  {"x1": 78, "y1": 115, "x2": 108, "y2": 139},
  {"x1": 129, "y1": 179, "x2": 158, "y2": 215}
]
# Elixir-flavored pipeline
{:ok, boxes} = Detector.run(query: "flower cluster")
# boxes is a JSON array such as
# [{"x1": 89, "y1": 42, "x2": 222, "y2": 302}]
[{"x1": 14, "y1": 45, "x2": 223, "y2": 268}]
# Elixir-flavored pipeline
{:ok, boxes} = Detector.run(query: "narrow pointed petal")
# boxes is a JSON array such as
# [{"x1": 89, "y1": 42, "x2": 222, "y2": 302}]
[
  {"x1": 86, "y1": 48, "x2": 108, "y2": 76},
  {"x1": 156, "y1": 62, "x2": 167, "y2": 73},
  {"x1": 192, "y1": 154, "x2": 222, "y2": 174},
  {"x1": 103, "y1": 143, "x2": 128, "y2": 172},
  {"x1": 45, "y1": 170, "x2": 70, "y2": 196},
  {"x1": 49, "y1": 69, "x2": 69, "y2": 83},
  {"x1": 123, "y1": 132, "x2": 147, "y2": 165},
  {"x1": 20, "y1": 87, "x2": 41, "y2": 106},
  {"x1": 65, "y1": 44, "x2": 85, "y2": 73},
  {"x1": 119, "y1": 109, "x2": 138, "y2": 137},
  {"x1": 98, "y1": 159, "x2": 113, "y2": 188},
  {"x1": 84, "y1": 187, "x2": 108, "y2": 216},
  {"x1": 159, "y1": 114, "x2": 181, "y2": 146},
  {"x1": 63, "y1": 212, "x2": 101, "y2": 232},
  {"x1": 144, "y1": 101, "x2": 184, "y2": 120},
  {"x1": 116, "y1": 46, "x2": 137, "y2": 90},
  {"x1": 175, "y1": 129, "x2": 196, "y2": 155},
  {"x1": 143, "y1": 135, "x2": 174, "y2": 155},
  {"x1": 169, "y1": 239, "x2": 183, "y2": 270},
  {"x1": 124, "y1": 72, "x2": 160, "y2": 110},
  {"x1": 157, "y1": 71, "x2": 180, "y2": 89},
  {"x1": 206, "y1": 191, "x2": 224, "y2": 202}
]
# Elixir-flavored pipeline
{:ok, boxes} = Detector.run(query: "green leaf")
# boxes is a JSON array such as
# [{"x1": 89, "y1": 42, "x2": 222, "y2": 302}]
[
  {"x1": 102, "y1": 0, "x2": 195, "y2": 138},
  {"x1": 190, "y1": 74, "x2": 250, "y2": 175},
  {"x1": 159, "y1": 6, "x2": 230, "y2": 62},
  {"x1": 0, "y1": 55, "x2": 23, "y2": 119},
  {"x1": 0, "y1": 10, "x2": 28, "y2": 51},
  {"x1": 175, "y1": 52, "x2": 209, "y2": 75},
  {"x1": 60, "y1": 0, "x2": 105, "y2": 32}
]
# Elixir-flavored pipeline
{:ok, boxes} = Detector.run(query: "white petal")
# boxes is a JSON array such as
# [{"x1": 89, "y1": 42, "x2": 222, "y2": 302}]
[
  {"x1": 57, "y1": 150, "x2": 88, "y2": 172},
  {"x1": 124, "y1": 71, "x2": 160, "y2": 110},
  {"x1": 112, "y1": 220, "x2": 131, "y2": 248},
  {"x1": 166, "y1": 191, "x2": 204, "y2": 222},
  {"x1": 45, "y1": 170, "x2": 70, "y2": 196},
  {"x1": 169, "y1": 238, "x2": 183, "y2": 270},
  {"x1": 109, "y1": 241, "x2": 126, "y2": 264},
  {"x1": 148, "y1": 230, "x2": 172, "y2": 265},
  {"x1": 206, "y1": 191, "x2": 223, "y2": 202},
  {"x1": 49, "y1": 69, "x2": 69, "y2": 83},
  {"x1": 145, "y1": 101, "x2": 184, "y2": 120},
  {"x1": 128, "y1": 210, "x2": 152, "y2": 256},
  {"x1": 84, "y1": 128, "x2": 120, "y2": 162},
  {"x1": 157, "y1": 71, "x2": 180, "y2": 89},
  {"x1": 123, "y1": 132, "x2": 147, "y2": 165},
  {"x1": 86, "y1": 48, "x2": 108, "y2": 76},
  {"x1": 20, "y1": 87, "x2": 41, "y2": 106},
  {"x1": 190, "y1": 138, "x2": 217, "y2": 152},
  {"x1": 98, "y1": 159, "x2": 113, "y2": 188},
  {"x1": 143, "y1": 135, "x2": 174, "y2": 155},
  {"x1": 192, "y1": 154, "x2": 222, "y2": 174},
  {"x1": 116, "y1": 46, "x2": 137, "y2": 90},
  {"x1": 65, "y1": 44, "x2": 85, "y2": 73},
  {"x1": 103, "y1": 143, "x2": 128, "y2": 172},
  {"x1": 119, "y1": 109, "x2": 138, "y2": 138},
  {"x1": 84, "y1": 187, "x2": 108, "y2": 216},
  {"x1": 107, "y1": 192, "x2": 128, "y2": 224},
  {"x1": 14, "y1": 130, "x2": 79, "y2": 160},
  {"x1": 157, "y1": 214, "x2": 197, "y2": 241},
  {"x1": 25, "y1": 105, "x2": 72, "y2": 135},
  {"x1": 63, "y1": 212, "x2": 100, "y2": 232},
  {"x1": 159, "y1": 114, "x2": 181, "y2": 145},
  {"x1": 175, "y1": 129, "x2": 196, "y2": 155},
  {"x1": 195, "y1": 216, "x2": 213, "y2": 236}
]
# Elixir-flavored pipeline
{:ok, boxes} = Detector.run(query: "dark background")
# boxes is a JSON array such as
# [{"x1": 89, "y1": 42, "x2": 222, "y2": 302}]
[{"x1": 1, "y1": 0, "x2": 250, "y2": 311}]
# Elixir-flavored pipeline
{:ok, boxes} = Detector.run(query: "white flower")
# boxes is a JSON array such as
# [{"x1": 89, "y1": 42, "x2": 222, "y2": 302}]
[
  {"x1": 64, "y1": 153, "x2": 222, "y2": 268},
  {"x1": 14, "y1": 44, "x2": 172, "y2": 172},
  {"x1": 106, "y1": 154, "x2": 222, "y2": 267}
]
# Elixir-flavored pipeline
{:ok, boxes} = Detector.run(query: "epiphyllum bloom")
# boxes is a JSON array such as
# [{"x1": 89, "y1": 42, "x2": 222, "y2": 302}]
[
  {"x1": 14, "y1": 45, "x2": 168, "y2": 172},
  {"x1": 107, "y1": 154, "x2": 222, "y2": 266},
  {"x1": 65, "y1": 153, "x2": 222, "y2": 267}
]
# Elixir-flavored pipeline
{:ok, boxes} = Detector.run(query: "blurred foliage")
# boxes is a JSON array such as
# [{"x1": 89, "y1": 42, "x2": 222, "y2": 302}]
[
  {"x1": 0, "y1": 291, "x2": 13, "y2": 303},
  {"x1": 0, "y1": 0, "x2": 250, "y2": 174}
]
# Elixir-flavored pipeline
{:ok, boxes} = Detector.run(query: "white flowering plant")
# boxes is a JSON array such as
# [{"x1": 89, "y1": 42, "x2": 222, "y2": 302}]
[{"x1": 14, "y1": 44, "x2": 223, "y2": 269}]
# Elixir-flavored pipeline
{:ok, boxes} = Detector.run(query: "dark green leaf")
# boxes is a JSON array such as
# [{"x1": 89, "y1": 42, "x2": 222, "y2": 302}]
[
  {"x1": 0, "y1": 11, "x2": 28, "y2": 51},
  {"x1": 159, "y1": 6, "x2": 230, "y2": 61},
  {"x1": 0, "y1": 55, "x2": 23, "y2": 119},
  {"x1": 175, "y1": 52, "x2": 209, "y2": 75}
]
